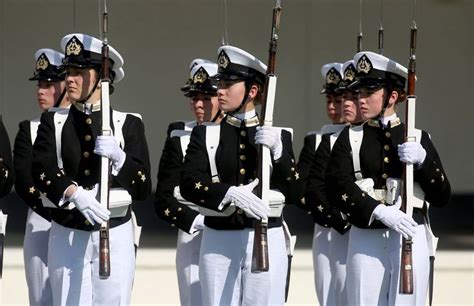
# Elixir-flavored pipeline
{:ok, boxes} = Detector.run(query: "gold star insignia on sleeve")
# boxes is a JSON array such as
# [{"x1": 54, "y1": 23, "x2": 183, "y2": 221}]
[
  {"x1": 40, "y1": 173, "x2": 46, "y2": 181},
  {"x1": 29, "y1": 186, "x2": 36, "y2": 194},
  {"x1": 195, "y1": 182, "x2": 202, "y2": 190},
  {"x1": 164, "y1": 208, "x2": 170, "y2": 217},
  {"x1": 341, "y1": 193, "x2": 348, "y2": 202},
  {"x1": 317, "y1": 205, "x2": 324, "y2": 212},
  {"x1": 141, "y1": 174, "x2": 146, "y2": 182},
  {"x1": 294, "y1": 171, "x2": 300, "y2": 180}
]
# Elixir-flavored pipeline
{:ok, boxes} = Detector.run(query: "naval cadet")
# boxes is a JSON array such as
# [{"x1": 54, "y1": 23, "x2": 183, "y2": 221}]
[
  {"x1": 32, "y1": 33, "x2": 151, "y2": 305},
  {"x1": 180, "y1": 45, "x2": 300, "y2": 306},
  {"x1": 326, "y1": 51, "x2": 451, "y2": 306},
  {"x1": 296, "y1": 62, "x2": 347, "y2": 306},
  {"x1": 14, "y1": 48, "x2": 70, "y2": 306},
  {"x1": 155, "y1": 60, "x2": 222, "y2": 306}
]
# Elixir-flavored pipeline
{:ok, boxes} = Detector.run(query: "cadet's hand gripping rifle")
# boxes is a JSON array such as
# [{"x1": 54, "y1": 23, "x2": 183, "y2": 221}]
[
  {"x1": 98, "y1": 1, "x2": 111, "y2": 279},
  {"x1": 399, "y1": 24, "x2": 417, "y2": 295},
  {"x1": 251, "y1": 0, "x2": 282, "y2": 273}
]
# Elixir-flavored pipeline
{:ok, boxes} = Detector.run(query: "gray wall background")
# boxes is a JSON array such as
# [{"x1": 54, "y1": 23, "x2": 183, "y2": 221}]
[{"x1": 0, "y1": 0, "x2": 472, "y2": 196}]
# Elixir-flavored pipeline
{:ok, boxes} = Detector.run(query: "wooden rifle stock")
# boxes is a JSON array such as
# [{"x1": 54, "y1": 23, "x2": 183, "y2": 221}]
[
  {"x1": 251, "y1": 1, "x2": 282, "y2": 273},
  {"x1": 399, "y1": 25, "x2": 417, "y2": 295},
  {"x1": 99, "y1": 8, "x2": 111, "y2": 279}
]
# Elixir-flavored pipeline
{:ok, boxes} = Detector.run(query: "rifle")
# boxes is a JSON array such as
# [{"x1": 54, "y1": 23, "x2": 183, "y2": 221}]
[
  {"x1": 399, "y1": 23, "x2": 417, "y2": 295},
  {"x1": 251, "y1": 0, "x2": 282, "y2": 273},
  {"x1": 98, "y1": 0, "x2": 111, "y2": 279}
]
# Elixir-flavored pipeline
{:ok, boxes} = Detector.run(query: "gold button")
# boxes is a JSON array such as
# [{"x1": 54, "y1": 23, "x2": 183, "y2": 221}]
[
  {"x1": 384, "y1": 145, "x2": 390, "y2": 151},
  {"x1": 57, "y1": 172, "x2": 62, "y2": 177},
  {"x1": 46, "y1": 180, "x2": 51, "y2": 186},
  {"x1": 85, "y1": 135, "x2": 92, "y2": 141},
  {"x1": 240, "y1": 155, "x2": 246, "y2": 161},
  {"x1": 200, "y1": 199, "x2": 205, "y2": 203},
  {"x1": 384, "y1": 157, "x2": 389, "y2": 163},
  {"x1": 436, "y1": 168, "x2": 440, "y2": 172},
  {"x1": 239, "y1": 183, "x2": 244, "y2": 186},
  {"x1": 240, "y1": 168, "x2": 246, "y2": 175},
  {"x1": 385, "y1": 132, "x2": 391, "y2": 138},
  {"x1": 138, "y1": 171, "x2": 142, "y2": 176},
  {"x1": 204, "y1": 186, "x2": 209, "y2": 191},
  {"x1": 85, "y1": 118, "x2": 92, "y2": 125},
  {"x1": 33, "y1": 206, "x2": 37, "y2": 209},
  {"x1": 131, "y1": 180, "x2": 135, "y2": 185},
  {"x1": 177, "y1": 207, "x2": 182, "y2": 212},
  {"x1": 240, "y1": 144, "x2": 246, "y2": 149},
  {"x1": 84, "y1": 169, "x2": 91, "y2": 176},
  {"x1": 172, "y1": 217, "x2": 177, "y2": 220},
  {"x1": 291, "y1": 167, "x2": 295, "y2": 171},
  {"x1": 171, "y1": 224, "x2": 175, "y2": 227},
  {"x1": 430, "y1": 179, "x2": 435, "y2": 183},
  {"x1": 85, "y1": 220, "x2": 90, "y2": 225},
  {"x1": 83, "y1": 151, "x2": 90, "y2": 158},
  {"x1": 382, "y1": 173, "x2": 388, "y2": 179},
  {"x1": 240, "y1": 130, "x2": 247, "y2": 137},
  {"x1": 0, "y1": 158, "x2": 3, "y2": 162}
]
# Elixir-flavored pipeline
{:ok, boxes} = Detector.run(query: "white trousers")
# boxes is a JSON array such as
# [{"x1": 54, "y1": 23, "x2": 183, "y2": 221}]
[
  {"x1": 347, "y1": 225, "x2": 429, "y2": 306},
  {"x1": 199, "y1": 226, "x2": 287, "y2": 306},
  {"x1": 328, "y1": 229, "x2": 349, "y2": 306},
  {"x1": 48, "y1": 220, "x2": 135, "y2": 306},
  {"x1": 312, "y1": 224, "x2": 332, "y2": 306},
  {"x1": 23, "y1": 209, "x2": 53, "y2": 306},
  {"x1": 176, "y1": 229, "x2": 202, "y2": 306}
]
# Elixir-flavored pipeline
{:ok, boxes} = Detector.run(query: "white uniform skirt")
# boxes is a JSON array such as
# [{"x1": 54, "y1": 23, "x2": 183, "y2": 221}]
[
  {"x1": 347, "y1": 225, "x2": 429, "y2": 306},
  {"x1": 48, "y1": 220, "x2": 135, "y2": 306},
  {"x1": 23, "y1": 209, "x2": 53, "y2": 306},
  {"x1": 199, "y1": 226, "x2": 287, "y2": 306},
  {"x1": 176, "y1": 229, "x2": 203, "y2": 306},
  {"x1": 312, "y1": 224, "x2": 332, "y2": 306}
]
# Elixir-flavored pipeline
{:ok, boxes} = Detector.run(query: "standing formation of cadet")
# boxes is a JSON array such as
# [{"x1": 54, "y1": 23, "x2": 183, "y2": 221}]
[
  {"x1": 155, "y1": 59, "x2": 222, "y2": 306},
  {"x1": 14, "y1": 48, "x2": 70, "y2": 306},
  {"x1": 326, "y1": 51, "x2": 451, "y2": 305},
  {"x1": 31, "y1": 33, "x2": 151, "y2": 305}
]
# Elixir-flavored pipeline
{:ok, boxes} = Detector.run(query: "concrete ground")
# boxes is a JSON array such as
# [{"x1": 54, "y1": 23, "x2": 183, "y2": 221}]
[{"x1": 1, "y1": 247, "x2": 473, "y2": 306}]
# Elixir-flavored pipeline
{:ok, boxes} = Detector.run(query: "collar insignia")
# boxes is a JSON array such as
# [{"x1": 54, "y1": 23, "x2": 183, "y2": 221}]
[
  {"x1": 326, "y1": 68, "x2": 341, "y2": 85},
  {"x1": 36, "y1": 53, "x2": 49, "y2": 71},
  {"x1": 367, "y1": 117, "x2": 401, "y2": 128},
  {"x1": 357, "y1": 55, "x2": 372, "y2": 74},
  {"x1": 74, "y1": 102, "x2": 101, "y2": 113},
  {"x1": 193, "y1": 67, "x2": 208, "y2": 84},
  {"x1": 66, "y1": 36, "x2": 82, "y2": 56},
  {"x1": 226, "y1": 115, "x2": 260, "y2": 128},
  {"x1": 217, "y1": 51, "x2": 230, "y2": 69},
  {"x1": 344, "y1": 64, "x2": 356, "y2": 82}
]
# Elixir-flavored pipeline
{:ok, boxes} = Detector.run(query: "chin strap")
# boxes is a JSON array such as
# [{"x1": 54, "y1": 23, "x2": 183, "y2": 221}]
[
  {"x1": 54, "y1": 87, "x2": 67, "y2": 108},
  {"x1": 76, "y1": 67, "x2": 103, "y2": 104},
  {"x1": 211, "y1": 109, "x2": 223, "y2": 122},
  {"x1": 378, "y1": 82, "x2": 393, "y2": 118},
  {"x1": 228, "y1": 78, "x2": 254, "y2": 115}
]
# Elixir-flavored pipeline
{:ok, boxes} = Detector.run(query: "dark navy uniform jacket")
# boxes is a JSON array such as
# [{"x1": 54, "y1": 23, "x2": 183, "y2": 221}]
[
  {"x1": 180, "y1": 115, "x2": 302, "y2": 230},
  {"x1": 302, "y1": 132, "x2": 350, "y2": 234},
  {"x1": 32, "y1": 105, "x2": 151, "y2": 231},
  {"x1": 326, "y1": 119, "x2": 451, "y2": 229},
  {"x1": 155, "y1": 121, "x2": 199, "y2": 234},
  {"x1": 14, "y1": 119, "x2": 52, "y2": 221},
  {"x1": 0, "y1": 118, "x2": 14, "y2": 199}
]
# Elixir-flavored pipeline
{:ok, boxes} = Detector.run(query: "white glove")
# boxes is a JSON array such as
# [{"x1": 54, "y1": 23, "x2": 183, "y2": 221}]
[
  {"x1": 398, "y1": 142, "x2": 426, "y2": 166},
  {"x1": 69, "y1": 186, "x2": 111, "y2": 225},
  {"x1": 94, "y1": 135, "x2": 126, "y2": 169},
  {"x1": 372, "y1": 196, "x2": 417, "y2": 239},
  {"x1": 255, "y1": 126, "x2": 283, "y2": 160},
  {"x1": 223, "y1": 179, "x2": 270, "y2": 220},
  {"x1": 190, "y1": 214, "x2": 205, "y2": 233}
]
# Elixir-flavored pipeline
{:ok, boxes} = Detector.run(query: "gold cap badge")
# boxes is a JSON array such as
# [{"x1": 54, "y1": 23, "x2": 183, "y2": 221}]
[
  {"x1": 193, "y1": 67, "x2": 208, "y2": 84},
  {"x1": 357, "y1": 55, "x2": 372, "y2": 74},
  {"x1": 36, "y1": 53, "x2": 49, "y2": 71},
  {"x1": 66, "y1": 36, "x2": 82, "y2": 56},
  {"x1": 326, "y1": 68, "x2": 341, "y2": 85},
  {"x1": 217, "y1": 51, "x2": 230, "y2": 69},
  {"x1": 344, "y1": 64, "x2": 356, "y2": 82}
]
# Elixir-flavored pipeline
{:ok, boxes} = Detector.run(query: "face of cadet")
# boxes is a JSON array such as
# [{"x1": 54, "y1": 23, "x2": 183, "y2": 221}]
[
  {"x1": 36, "y1": 80, "x2": 66, "y2": 111},
  {"x1": 217, "y1": 79, "x2": 247, "y2": 113},
  {"x1": 65, "y1": 67, "x2": 99, "y2": 102},
  {"x1": 326, "y1": 93, "x2": 344, "y2": 124},
  {"x1": 189, "y1": 92, "x2": 219, "y2": 123},
  {"x1": 342, "y1": 90, "x2": 363, "y2": 123},
  {"x1": 358, "y1": 87, "x2": 398, "y2": 119}
]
